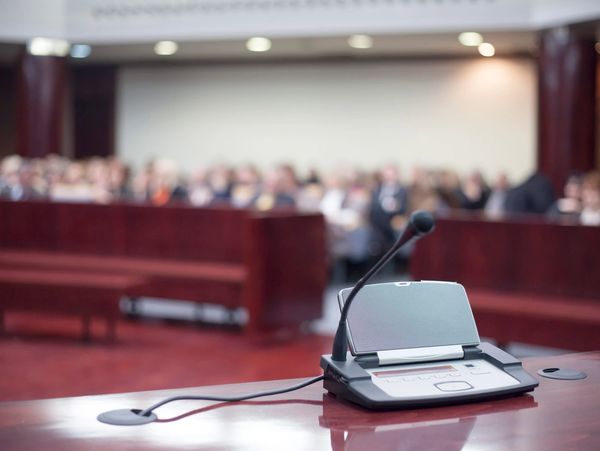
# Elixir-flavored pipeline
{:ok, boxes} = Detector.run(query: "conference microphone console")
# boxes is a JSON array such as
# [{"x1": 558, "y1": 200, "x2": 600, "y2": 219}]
[{"x1": 320, "y1": 281, "x2": 539, "y2": 410}]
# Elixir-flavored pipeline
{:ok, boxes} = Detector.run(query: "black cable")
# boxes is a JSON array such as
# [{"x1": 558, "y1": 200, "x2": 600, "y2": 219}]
[{"x1": 139, "y1": 374, "x2": 325, "y2": 417}]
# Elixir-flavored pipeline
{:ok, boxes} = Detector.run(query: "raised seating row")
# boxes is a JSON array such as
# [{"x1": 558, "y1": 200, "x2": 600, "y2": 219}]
[
  {"x1": 0, "y1": 201, "x2": 327, "y2": 338},
  {"x1": 410, "y1": 212, "x2": 600, "y2": 351}
]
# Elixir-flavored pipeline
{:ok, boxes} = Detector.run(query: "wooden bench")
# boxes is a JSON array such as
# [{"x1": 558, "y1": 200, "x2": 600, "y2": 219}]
[
  {"x1": 410, "y1": 212, "x2": 600, "y2": 351},
  {"x1": 0, "y1": 269, "x2": 143, "y2": 340},
  {"x1": 466, "y1": 289, "x2": 600, "y2": 351},
  {"x1": 0, "y1": 201, "x2": 327, "y2": 334}
]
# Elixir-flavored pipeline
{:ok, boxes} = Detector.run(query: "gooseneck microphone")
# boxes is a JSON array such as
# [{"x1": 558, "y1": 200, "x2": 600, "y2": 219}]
[
  {"x1": 97, "y1": 210, "x2": 434, "y2": 426},
  {"x1": 331, "y1": 210, "x2": 436, "y2": 362}
]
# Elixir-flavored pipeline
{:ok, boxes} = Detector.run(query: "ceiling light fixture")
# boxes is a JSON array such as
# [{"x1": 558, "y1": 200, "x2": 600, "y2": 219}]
[
  {"x1": 70, "y1": 44, "x2": 92, "y2": 59},
  {"x1": 458, "y1": 32, "x2": 483, "y2": 47},
  {"x1": 348, "y1": 34, "x2": 373, "y2": 49},
  {"x1": 478, "y1": 42, "x2": 495, "y2": 57},
  {"x1": 27, "y1": 37, "x2": 70, "y2": 57},
  {"x1": 154, "y1": 41, "x2": 178, "y2": 56},
  {"x1": 246, "y1": 37, "x2": 272, "y2": 52}
]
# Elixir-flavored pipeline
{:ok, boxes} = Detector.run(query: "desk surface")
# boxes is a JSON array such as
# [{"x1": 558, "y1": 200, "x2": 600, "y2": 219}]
[{"x1": 1, "y1": 352, "x2": 598, "y2": 450}]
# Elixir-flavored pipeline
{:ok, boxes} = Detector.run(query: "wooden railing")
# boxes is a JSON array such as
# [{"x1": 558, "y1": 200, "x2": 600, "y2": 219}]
[
  {"x1": 410, "y1": 212, "x2": 600, "y2": 350},
  {"x1": 0, "y1": 201, "x2": 328, "y2": 334}
]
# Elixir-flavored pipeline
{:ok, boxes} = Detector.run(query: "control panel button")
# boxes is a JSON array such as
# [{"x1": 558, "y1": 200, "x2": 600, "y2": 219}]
[{"x1": 435, "y1": 381, "x2": 474, "y2": 392}]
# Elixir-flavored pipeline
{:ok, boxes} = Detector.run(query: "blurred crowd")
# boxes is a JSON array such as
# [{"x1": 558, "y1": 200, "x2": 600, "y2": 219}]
[{"x1": 2, "y1": 154, "x2": 600, "y2": 276}]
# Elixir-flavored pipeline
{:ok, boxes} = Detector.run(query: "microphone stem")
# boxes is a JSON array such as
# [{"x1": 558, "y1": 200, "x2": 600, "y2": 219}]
[
  {"x1": 332, "y1": 230, "x2": 415, "y2": 361},
  {"x1": 340, "y1": 233, "x2": 413, "y2": 320}
]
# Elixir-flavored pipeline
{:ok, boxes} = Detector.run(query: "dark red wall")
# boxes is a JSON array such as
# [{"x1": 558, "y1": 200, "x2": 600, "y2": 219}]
[
  {"x1": 72, "y1": 65, "x2": 117, "y2": 159},
  {"x1": 0, "y1": 64, "x2": 16, "y2": 158},
  {"x1": 537, "y1": 27, "x2": 598, "y2": 192}
]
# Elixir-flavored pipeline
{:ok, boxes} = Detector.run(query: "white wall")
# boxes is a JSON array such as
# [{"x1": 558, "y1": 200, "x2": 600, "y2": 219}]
[{"x1": 117, "y1": 58, "x2": 537, "y2": 182}]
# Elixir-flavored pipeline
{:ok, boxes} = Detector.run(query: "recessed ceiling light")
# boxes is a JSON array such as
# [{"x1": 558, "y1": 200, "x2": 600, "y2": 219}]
[
  {"x1": 348, "y1": 34, "x2": 373, "y2": 49},
  {"x1": 246, "y1": 37, "x2": 272, "y2": 52},
  {"x1": 478, "y1": 42, "x2": 495, "y2": 57},
  {"x1": 458, "y1": 32, "x2": 483, "y2": 47},
  {"x1": 70, "y1": 44, "x2": 92, "y2": 59},
  {"x1": 27, "y1": 37, "x2": 70, "y2": 56},
  {"x1": 154, "y1": 41, "x2": 178, "y2": 56}
]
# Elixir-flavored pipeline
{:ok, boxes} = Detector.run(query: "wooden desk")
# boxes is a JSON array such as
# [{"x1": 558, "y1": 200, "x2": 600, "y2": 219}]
[{"x1": 0, "y1": 352, "x2": 598, "y2": 450}]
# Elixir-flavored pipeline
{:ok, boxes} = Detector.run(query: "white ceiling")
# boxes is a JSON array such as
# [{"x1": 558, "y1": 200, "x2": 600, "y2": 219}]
[{"x1": 0, "y1": 0, "x2": 597, "y2": 64}]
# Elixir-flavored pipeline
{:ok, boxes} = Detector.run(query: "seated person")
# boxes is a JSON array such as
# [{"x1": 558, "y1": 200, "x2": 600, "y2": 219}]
[
  {"x1": 369, "y1": 163, "x2": 408, "y2": 256},
  {"x1": 546, "y1": 173, "x2": 582, "y2": 222},
  {"x1": 457, "y1": 170, "x2": 490, "y2": 210},
  {"x1": 580, "y1": 171, "x2": 600, "y2": 226},
  {"x1": 231, "y1": 164, "x2": 261, "y2": 208},
  {"x1": 504, "y1": 172, "x2": 555, "y2": 215},
  {"x1": 253, "y1": 168, "x2": 296, "y2": 211},
  {"x1": 485, "y1": 172, "x2": 511, "y2": 217},
  {"x1": 0, "y1": 158, "x2": 46, "y2": 201}
]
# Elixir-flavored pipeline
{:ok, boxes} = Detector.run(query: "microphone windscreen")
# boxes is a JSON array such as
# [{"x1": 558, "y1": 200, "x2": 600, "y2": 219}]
[{"x1": 410, "y1": 210, "x2": 435, "y2": 236}]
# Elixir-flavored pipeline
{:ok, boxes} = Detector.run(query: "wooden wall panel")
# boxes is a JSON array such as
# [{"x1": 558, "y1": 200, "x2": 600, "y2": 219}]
[
  {"x1": 16, "y1": 53, "x2": 68, "y2": 158},
  {"x1": 72, "y1": 65, "x2": 117, "y2": 159},
  {"x1": 538, "y1": 27, "x2": 598, "y2": 193},
  {"x1": 0, "y1": 65, "x2": 17, "y2": 158}
]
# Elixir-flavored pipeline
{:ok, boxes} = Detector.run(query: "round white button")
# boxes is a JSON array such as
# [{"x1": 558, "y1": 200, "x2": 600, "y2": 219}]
[{"x1": 435, "y1": 381, "x2": 473, "y2": 392}]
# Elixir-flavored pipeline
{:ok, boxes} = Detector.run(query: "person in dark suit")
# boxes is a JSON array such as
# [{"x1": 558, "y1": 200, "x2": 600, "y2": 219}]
[
  {"x1": 369, "y1": 163, "x2": 409, "y2": 258},
  {"x1": 457, "y1": 170, "x2": 491, "y2": 210},
  {"x1": 504, "y1": 172, "x2": 555, "y2": 215}
]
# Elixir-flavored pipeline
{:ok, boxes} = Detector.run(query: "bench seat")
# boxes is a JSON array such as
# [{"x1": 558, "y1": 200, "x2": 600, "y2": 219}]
[
  {"x1": 468, "y1": 289, "x2": 600, "y2": 351},
  {"x1": 0, "y1": 250, "x2": 247, "y2": 307},
  {"x1": 0, "y1": 269, "x2": 143, "y2": 340},
  {"x1": 410, "y1": 214, "x2": 600, "y2": 351}
]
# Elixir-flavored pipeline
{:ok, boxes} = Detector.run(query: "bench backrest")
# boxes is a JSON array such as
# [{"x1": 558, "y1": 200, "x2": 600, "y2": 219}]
[
  {"x1": 410, "y1": 213, "x2": 600, "y2": 299},
  {"x1": 1, "y1": 201, "x2": 248, "y2": 263}
]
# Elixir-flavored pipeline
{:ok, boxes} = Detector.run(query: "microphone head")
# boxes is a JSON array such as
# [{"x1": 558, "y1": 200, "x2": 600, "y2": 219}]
[{"x1": 409, "y1": 210, "x2": 435, "y2": 236}]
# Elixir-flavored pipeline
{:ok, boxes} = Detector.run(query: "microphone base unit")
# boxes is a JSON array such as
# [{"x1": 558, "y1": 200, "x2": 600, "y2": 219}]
[{"x1": 320, "y1": 343, "x2": 539, "y2": 410}]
